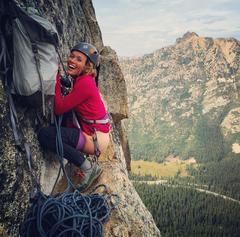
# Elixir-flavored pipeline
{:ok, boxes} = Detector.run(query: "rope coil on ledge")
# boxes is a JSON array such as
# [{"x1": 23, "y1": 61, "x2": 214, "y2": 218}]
[{"x1": 20, "y1": 186, "x2": 119, "y2": 237}]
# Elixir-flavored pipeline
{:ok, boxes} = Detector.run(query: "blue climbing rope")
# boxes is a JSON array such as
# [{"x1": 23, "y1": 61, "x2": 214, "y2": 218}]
[
  {"x1": 20, "y1": 115, "x2": 120, "y2": 236},
  {"x1": 52, "y1": 115, "x2": 77, "y2": 193},
  {"x1": 19, "y1": 188, "x2": 117, "y2": 237}
]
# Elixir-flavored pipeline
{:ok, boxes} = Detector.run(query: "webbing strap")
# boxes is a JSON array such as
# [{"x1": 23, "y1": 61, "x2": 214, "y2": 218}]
[
  {"x1": 0, "y1": 29, "x2": 23, "y2": 147},
  {"x1": 0, "y1": 35, "x2": 7, "y2": 74},
  {"x1": 31, "y1": 42, "x2": 46, "y2": 117},
  {"x1": 8, "y1": 91, "x2": 22, "y2": 146},
  {"x1": 0, "y1": 32, "x2": 11, "y2": 79},
  {"x1": 81, "y1": 117, "x2": 110, "y2": 124}
]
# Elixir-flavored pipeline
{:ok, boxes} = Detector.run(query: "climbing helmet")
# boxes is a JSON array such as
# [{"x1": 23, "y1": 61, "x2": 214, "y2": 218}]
[{"x1": 71, "y1": 42, "x2": 99, "y2": 67}]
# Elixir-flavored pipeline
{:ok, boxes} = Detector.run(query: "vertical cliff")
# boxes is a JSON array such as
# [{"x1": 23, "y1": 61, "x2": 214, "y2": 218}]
[{"x1": 0, "y1": 0, "x2": 160, "y2": 236}]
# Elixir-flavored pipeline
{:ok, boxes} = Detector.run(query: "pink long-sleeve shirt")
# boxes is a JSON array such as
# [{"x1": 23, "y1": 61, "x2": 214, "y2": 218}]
[{"x1": 54, "y1": 74, "x2": 110, "y2": 135}]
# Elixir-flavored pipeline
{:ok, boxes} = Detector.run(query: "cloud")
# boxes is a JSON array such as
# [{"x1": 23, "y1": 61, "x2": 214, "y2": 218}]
[{"x1": 93, "y1": 0, "x2": 240, "y2": 56}]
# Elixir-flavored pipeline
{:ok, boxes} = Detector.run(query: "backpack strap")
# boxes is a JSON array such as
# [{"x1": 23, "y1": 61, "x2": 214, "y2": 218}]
[
  {"x1": 8, "y1": 90, "x2": 23, "y2": 147},
  {"x1": 0, "y1": 11, "x2": 21, "y2": 147},
  {"x1": 31, "y1": 42, "x2": 46, "y2": 116}
]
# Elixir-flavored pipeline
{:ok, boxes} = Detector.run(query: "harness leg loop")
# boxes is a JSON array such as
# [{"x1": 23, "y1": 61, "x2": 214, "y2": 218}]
[{"x1": 92, "y1": 128, "x2": 101, "y2": 158}]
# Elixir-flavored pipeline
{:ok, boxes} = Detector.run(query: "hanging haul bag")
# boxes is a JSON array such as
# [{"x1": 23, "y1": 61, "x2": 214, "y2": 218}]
[
  {"x1": 12, "y1": 14, "x2": 58, "y2": 96},
  {"x1": 0, "y1": 0, "x2": 60, "y2": 164},
  {"x1": 11, "y1": 2, "x2": 59, "y2": 97},
  {"x1": 1, "y1": 0, "x2": 59, "y2": 114}
]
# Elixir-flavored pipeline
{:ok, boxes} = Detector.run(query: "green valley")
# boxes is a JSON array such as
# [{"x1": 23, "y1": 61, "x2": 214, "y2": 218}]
[
  {"x1": 130, "y1": 158, "x2": 240, "y2": 236},
  {"x1": 134, "y1": 183, "x2": 240, "y2": 237},
  {"x1": 121, "y1": 32, "x2": 240, "y2": 236}
]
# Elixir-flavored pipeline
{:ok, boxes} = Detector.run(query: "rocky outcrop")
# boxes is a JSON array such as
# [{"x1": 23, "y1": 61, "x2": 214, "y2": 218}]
[
  {"x1": 0, "y1": 0, "x2": 160, "y2": 236},
  {"x1": 120, "y1": 32, "x2": 240, "y2": 162}
]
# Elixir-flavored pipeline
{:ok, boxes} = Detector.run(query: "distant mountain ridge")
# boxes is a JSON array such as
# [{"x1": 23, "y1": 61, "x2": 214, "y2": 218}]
[{"x1": 120, "y1": 32, "x2": 240, "y2": 162}]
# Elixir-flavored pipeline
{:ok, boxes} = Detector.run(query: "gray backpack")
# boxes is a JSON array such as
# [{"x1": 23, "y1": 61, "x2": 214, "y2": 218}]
[
  {"x1": 0, "y1": 0, "x2": 59, "y2": 146},
  {"x1": 12, "y1": 10, "x2": 58, "y2": 96},
  {"x1": 0, "y1": 0, "x2": 59, "y2": 114}
]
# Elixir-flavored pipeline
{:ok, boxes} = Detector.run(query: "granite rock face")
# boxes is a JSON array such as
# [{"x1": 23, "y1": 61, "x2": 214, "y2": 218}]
[{"x1": 0, "y1": 0, "x2": 160, "y2": 236}]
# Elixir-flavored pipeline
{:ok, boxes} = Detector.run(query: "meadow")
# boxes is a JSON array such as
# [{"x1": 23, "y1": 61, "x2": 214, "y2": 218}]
[{"x1": 130, "y1": 159, "x2": 194, "y2": 178}]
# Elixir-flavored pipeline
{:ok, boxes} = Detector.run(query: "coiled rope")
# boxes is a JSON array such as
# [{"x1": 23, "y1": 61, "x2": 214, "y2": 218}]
[
  {"x1": 20, "y1": 115, "x2": 120, "y2": 236},
  {"x1": 20, "y1": 186, "x2": 118, "y2": 237}
]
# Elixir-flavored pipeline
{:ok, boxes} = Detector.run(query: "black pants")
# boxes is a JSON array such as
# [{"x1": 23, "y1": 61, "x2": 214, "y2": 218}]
[{"x1": 38, "y1": 126, "x2": 85, "y2": 167}]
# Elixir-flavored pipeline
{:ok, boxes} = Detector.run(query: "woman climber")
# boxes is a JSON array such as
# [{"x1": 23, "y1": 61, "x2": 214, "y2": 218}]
[{"x1": 38, "y1": 42, "x2": 110, "y2": 191}]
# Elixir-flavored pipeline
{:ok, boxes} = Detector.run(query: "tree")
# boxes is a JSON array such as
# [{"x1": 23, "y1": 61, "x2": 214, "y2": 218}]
[{"x1": 193, "y1": 116, "x2": 225, "y2": 162}]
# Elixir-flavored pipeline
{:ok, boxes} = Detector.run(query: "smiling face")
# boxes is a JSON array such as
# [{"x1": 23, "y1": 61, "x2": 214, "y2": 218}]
[{"x1": 67, "y1": 51, "x2": 88, "y2": 78}]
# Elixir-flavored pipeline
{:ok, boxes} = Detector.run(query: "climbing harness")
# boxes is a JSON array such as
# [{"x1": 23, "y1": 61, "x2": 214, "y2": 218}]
[
  {"x1": 81, "y1": 117, "x2": 110, "y2": 125},
  {"x1": 72, "y1": 111, "x2": 110, "y2": 158},
  {"x1": 81, "y1": 115, "x2": 110, "y2": 157}
]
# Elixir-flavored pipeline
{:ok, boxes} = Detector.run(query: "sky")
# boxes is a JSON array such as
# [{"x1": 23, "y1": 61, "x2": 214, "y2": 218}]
[{"x1": 92, "y1": 0, "x2": 240, "y2": 57}]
